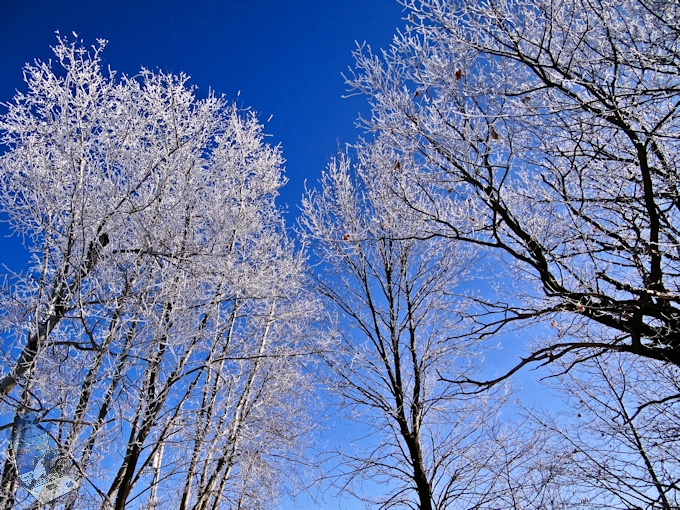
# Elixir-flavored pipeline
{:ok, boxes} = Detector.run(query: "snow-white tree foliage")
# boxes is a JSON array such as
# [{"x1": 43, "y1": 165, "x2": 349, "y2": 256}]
[
  {"x1": 0, "y1": 38, "x2": 317, "y2": 509},
  {"x1": 299, "y1": 151, "x2": 543, "y2": 509},
  {"x1": 346, "y1": 0, "x2": 680, "y2": 380}
]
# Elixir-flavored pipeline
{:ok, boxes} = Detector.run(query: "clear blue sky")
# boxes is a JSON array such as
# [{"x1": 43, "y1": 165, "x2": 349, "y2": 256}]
[{"x1": 0, "y1": 0, "x2": 406, "y2": 270}]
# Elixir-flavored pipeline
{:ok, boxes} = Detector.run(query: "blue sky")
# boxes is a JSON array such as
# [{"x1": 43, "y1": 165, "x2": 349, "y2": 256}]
[{"x1": 0, "y1": 0, "x2": 406, "y2": 270}]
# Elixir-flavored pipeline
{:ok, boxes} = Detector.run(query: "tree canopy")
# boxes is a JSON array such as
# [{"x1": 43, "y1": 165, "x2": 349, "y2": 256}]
[
  {"x1": 0, "y1": 37, "x2": 318, "y2": 509},
  {"x1": 2, "y1": 1, "x2": 680, "y2": 507},
  {"x1": 346, "y1": 0, "x2": 680, "y2": 381}
]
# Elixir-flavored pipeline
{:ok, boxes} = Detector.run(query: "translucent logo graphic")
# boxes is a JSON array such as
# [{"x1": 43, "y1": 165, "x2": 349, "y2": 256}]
[{"x1": 12, "y1": 413, "x2": 79, "y2": 504}]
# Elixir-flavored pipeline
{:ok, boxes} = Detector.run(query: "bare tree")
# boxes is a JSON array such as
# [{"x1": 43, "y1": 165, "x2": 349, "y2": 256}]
[
  {"x1": 345, "y1": 0, "x2": 680, "y2": 381},
  {"x1": 526, "y1": 353, "x2": 680, "y2": 509},
  {"x1": 299, "y1": 152, "x2": 517, "y2": 509},
  {"x1": 0, "y1": 37, "x2": 318, "y2": 509}
]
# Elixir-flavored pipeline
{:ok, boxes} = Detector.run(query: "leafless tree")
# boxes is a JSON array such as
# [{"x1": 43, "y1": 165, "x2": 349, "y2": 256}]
[
  {"x1": 299, "y1": 152, "x2": 524, "y2": 509},
  {"x1": 345, "y1": 0, "x2": 680, "y2": 382},
  {"x1": 526, "y1": 353, "x2": 680, "y2": 509}
]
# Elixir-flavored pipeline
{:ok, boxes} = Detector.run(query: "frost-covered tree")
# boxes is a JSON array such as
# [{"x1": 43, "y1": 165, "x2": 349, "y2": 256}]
[
  {"x1": 346, "y1": 0, "x2": 680, "y2": 381},
  {"x1": 299, "y1": 149, "x2": 525, "y2": 510},
  {"x1": 0, "y1": 38, "x2": 317, "y2": 509}
]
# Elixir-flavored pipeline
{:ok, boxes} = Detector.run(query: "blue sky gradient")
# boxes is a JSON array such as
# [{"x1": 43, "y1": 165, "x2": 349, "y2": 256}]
[{"x1": 0, "y1": 0, "x2": 406, "y2": 268}]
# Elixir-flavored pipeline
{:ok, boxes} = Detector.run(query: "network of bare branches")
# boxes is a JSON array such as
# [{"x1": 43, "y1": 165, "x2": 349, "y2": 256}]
[{"x1": 346, "y1": 0, "x2": 680, "y2": 385}]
